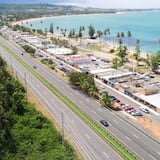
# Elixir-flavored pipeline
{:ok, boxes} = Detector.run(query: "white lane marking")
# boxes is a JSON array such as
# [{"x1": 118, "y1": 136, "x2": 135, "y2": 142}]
[
  {"x1": 113, "y1": 120, "x2": 119, "y2": 124},
  {"x1": 132, "y1": 133, "x2": 139, "y2": 139},
  {"x1": 86, "y1": 99, "x2": 89, "y2": 102},
  {"x1": 98, "y1": 108, "x2": 102, "y2": 112},
  {"x1": 85, "y1": 134, "x2": 90, "y2": 139},
  {"x1": 149, "y1": 155, "x2": 157, "y2": 160},
  {"x1": 80, "y1": 100, "x2": 83, "y2": 104},
  {"x1": 71, "y1": 119, "x2": 75, "y2": 124},
  {"x1": 92, "y1": 110, "x2": 96, "y2": 114},
  {"x1": 103, "y1": 152, "x2": 109, "y2": 158},
  {"x1": 157, "y1": 151, "x2": 160, "y2": 155},
  {"x1": 125, "y1": 136, "x2": 132, "y2": 141}
]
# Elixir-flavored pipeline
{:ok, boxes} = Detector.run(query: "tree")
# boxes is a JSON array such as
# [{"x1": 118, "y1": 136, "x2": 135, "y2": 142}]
[
  {"x1": 97, "y1": 30, "x2": 103, "y2": 42},
  {"x1": 78, "y1": 26, "x2": 83, "y2": 38},
  {"x1": 49, "y1": 23, "x2": 54, "y2": 34},
  {"x1": 88, "y1": 24, "x2": 95, "y2": 39},
  {"x1": 44, "y1": 28, "x2": 47, "y2": 36},
  {"x1": 112, "y1": 57, "x2": 121, "y2": 69},
  {"x1": 100, "y1": 91, "x2": 112, "y2": 108},
  {"x1": 71, "y1": 46, "x2": 78, "y2": 55},
  {"x1": 104, "y1": 28, "x2": 110, "y2": 41},
  {"x1": 150, "y1": 52, "x2": 160, "y2": 71},
  {"x1": 117, "y1": 45, "x2": 128, "y2": 66},
  {"x1": 133, "y1": 39, "x2": 141, "y2": 66},
  {"x1": 127, "y1": 31, "x2": 132, "y2": 51}
]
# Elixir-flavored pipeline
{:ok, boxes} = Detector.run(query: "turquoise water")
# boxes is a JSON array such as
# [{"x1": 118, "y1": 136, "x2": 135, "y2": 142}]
[{"x1": 24, "y1": 10, "x2": 160, "y2": 54}]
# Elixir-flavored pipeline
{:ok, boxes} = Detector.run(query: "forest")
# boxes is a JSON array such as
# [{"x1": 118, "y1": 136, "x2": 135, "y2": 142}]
[{"x1": 0, "y1": 56, "x2": 78, "y2": 160}]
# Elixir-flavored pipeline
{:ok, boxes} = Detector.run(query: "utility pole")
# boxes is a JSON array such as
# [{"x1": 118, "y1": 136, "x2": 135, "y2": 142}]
[{"x1": 61, "y1": 112, "x2": 64, "y2": 145}]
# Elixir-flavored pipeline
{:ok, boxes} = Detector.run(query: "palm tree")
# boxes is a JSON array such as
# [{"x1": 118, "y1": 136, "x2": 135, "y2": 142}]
[
  {"x1": 104, "y1": 28, "x2": 110, "y2": 42},
  {"x1": 100, "y1": 91, "x2": 113, "y2": 108},
  {"x1": 88, "y1": 24, "x2": 95, "y2": 39},
  {"x1": 127, "y1": 31, "x2": 132, "y2": 50},
  {"x1": 45, "y1": 28, "x2": 47, "y2": 36},
  {"x1": 97, "y1": 30, "x2": 103, "y2": 42},
  {"x1": 133, "y1": 39, "x2": 141, "y2": 66},
  {"x1": 49, "y1": 23, "x2": 54, "y2": 34}
]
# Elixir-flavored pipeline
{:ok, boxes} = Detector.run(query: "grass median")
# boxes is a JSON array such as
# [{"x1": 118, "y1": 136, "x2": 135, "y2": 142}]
[{"x1": 0, "y1": 42, "x2": 139, "y2": 160}]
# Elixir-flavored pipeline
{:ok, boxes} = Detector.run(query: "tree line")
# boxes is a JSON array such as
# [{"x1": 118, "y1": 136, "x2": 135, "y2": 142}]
[
  {"x1": 0, "y1": 56, "x2": 78, "y2": 160},
  {"x1": 68, "y1": 71, "x2": 113, "y2": 108},
  {"x1": 12, "y1": 22, "x2": 160, "y2": 73}
]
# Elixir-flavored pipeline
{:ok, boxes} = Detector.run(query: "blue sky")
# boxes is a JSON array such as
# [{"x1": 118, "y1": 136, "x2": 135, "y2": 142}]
[
  {"x1": 57, "y1": 0, "x2": 160, "y2": 9},
  {"x1": 1, "y1": 0, "x2": 160, "y2": 9}
]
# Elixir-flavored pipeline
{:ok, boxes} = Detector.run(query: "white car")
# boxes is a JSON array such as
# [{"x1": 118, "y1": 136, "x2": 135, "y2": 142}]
[{"x1": 139, "y1": 106, "x2": 150, "y2": 114}]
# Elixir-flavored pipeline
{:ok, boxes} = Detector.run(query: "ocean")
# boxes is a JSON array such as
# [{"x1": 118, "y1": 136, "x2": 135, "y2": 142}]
[{"x1": 24, "y1": 10, "x2": 160, "y2": 54}]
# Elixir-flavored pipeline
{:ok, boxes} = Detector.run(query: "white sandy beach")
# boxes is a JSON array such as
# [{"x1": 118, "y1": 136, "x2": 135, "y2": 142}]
[{"x1": 12, "y1": 16, "x2": 149, "y2": 60}]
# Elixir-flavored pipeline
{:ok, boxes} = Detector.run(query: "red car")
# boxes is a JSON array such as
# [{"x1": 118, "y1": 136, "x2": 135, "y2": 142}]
[
  {"x1": 125, "y1": 106, "x2": 134, "y2": 111},
  {"x1": 113, "y1": 99, "x2": 120, "y2": 103}
]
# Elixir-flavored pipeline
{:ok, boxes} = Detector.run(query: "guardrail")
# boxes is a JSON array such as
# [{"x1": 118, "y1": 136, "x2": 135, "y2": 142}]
[{"x1": 0, "y1": 42, "x2": 139, "y2": 160}]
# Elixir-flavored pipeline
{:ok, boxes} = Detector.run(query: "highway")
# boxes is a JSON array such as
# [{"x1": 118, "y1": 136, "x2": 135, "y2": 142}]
[
  {"x1": 0, "y1": 37, "x2": 122, "y2": 160},
  {"x1": 1, "y1": 36, "x2": 160, "y2": 160}
]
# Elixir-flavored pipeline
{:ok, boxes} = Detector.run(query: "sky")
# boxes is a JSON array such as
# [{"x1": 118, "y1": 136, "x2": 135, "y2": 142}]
[
  {"x1": 1, "y1": 0, "x2": 160, "y2": 9},
  {"x1": 57, "y1": 0, "x2": 160, "y2": 9}
]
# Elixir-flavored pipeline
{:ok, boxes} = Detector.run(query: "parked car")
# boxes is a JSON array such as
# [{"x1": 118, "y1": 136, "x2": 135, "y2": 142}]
[
  {"x1": 111, "y1": 96, "x2": 117, "y2": 101},
  {"x1": 139, "y1": 106, "x2": 150, "y2": 114},
  {"x1": 113, "y1": 99, "x2": 120, "y2": 103},
  {"x1": 127, "y1": 109, "x2": 136, "y2": 114},
  {"x1": 132, "y1": 111, "x2": 143, "y2": 116},
  {"x1": 121, "y1": 104, "x2": 130, "y2": 109},
  {"x1": 125, "y1": 106, "x2": 134, "y2": 111},
  {"x1": 100, "y1": 120, "x2": 109, "y2": 126}
]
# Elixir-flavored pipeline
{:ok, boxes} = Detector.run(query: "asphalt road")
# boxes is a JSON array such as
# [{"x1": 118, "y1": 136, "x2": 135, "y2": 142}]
[
  {"x1": 1, "y1": 36, "x2": 160, "y2": 160},
  {"x1": 0, "y1": 37, "x2": 122, "y2": 160}
]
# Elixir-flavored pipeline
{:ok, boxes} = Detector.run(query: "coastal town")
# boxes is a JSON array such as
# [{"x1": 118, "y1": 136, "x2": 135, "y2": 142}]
[
  {"x1": 1, "y1": 3, "x2": 160, "y2": 160},
  {"x1": 1, "y1": 23, "x2": 160, "y2": 114}
]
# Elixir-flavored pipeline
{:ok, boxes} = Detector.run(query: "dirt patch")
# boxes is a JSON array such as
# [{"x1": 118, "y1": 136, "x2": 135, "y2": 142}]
[{"x1": 137, "y1": 116, "x2": 160, "y2": 140}]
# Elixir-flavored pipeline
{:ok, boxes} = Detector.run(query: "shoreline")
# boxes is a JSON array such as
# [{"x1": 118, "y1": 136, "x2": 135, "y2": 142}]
[{"x1": 12, "y1": 15, "x2": 154, "y2": 59}]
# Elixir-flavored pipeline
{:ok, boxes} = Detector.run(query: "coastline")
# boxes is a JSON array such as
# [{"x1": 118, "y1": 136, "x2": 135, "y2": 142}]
[{"x1": 12, "y1": 15, "x2": 152, "y2": 59}]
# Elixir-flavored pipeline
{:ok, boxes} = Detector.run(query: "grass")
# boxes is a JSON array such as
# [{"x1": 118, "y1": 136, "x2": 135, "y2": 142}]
[{"x1": 0, "y1": 42, "x2": 139, "y2": 160}]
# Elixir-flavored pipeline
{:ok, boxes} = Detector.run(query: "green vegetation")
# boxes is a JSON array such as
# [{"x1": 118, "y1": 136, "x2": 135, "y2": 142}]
[
  {"x1": 133, "y1": 39, "x2": 141, "y2": 66},
  {"x1": 150, "y1": 51, "x2": 160, "y2": 71},
  {"x1": 68, "y1": 71, "x2": 99, "y2": 98},
  {"x1": 88, "y1": 24, "x2": 95, "y2": 39},
  {"x1": 0, "y1": 41, "x2": 138, "y2": 160},
  {"x1": 116, "y1": 45, "x2": 128, "y2": 66},
  {"x1": 100, "y1": 91, "x2": 113, "y2": 107},
  {"x1": 22, "y1": 44, "x2": 36, "y2": 56},
  {"x1": 0, "y1": 56, "x2": 78, "y2": 160},
  {"x1": 0, "y1": 3, "x2": 117, "y2": 22}
]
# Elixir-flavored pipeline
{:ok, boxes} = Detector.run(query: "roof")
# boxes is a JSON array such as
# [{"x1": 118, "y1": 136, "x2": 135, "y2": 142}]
[
  {"x1": 90, "y1": 68, "x2": 116, "y2": 74},
  {"x1": 134, "y1": 92, "x2": 160, "y2": 109}
]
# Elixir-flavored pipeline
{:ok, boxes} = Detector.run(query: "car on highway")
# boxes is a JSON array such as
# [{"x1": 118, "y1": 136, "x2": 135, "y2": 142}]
[
  {"x1": 100, "y1": 120, "x2": 109, "y2": 126},
  {"x1": 33, "y1": 65, "x2": 37, "y2": 69},
  {"x1": 139, "y1": 106, "x2": 150, "y2": 114}
]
